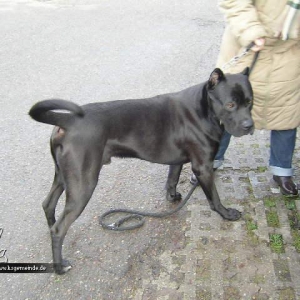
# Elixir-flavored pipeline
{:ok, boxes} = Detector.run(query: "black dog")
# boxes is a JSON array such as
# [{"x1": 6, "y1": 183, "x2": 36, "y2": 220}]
[{"x1": 29, "y1": 68, "x2": 254, "y2": 274}]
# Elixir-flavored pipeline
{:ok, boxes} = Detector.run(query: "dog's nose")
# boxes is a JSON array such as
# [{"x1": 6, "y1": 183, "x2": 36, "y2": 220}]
[{"x1": 242, "y1": 119, "x2": 254, "y2": 131}]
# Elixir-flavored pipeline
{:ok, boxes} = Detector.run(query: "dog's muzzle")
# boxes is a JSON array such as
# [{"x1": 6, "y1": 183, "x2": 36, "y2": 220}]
[{"x1": 242, "y1": 119, "x2": 254, "y2": 134}]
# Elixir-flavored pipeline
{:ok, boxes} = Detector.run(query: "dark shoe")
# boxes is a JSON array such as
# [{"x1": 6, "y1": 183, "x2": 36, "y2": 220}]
[{"x1": 273, "y1": 175, "x2": 298, "y2": 197}]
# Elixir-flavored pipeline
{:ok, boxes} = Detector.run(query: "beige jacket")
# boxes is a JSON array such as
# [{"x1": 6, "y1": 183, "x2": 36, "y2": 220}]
[{"x1": 217, "y1": 0, "x2": 300, "y2": 130}]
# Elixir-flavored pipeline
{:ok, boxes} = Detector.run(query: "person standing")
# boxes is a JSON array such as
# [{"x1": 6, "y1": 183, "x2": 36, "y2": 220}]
[{"x1": 192, "y1": 0, "x2": 300, "y2": 196}]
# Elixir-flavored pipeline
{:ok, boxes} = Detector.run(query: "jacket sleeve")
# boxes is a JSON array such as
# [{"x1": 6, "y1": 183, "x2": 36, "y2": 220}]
[{"x1": 219, "y1": 0, "x2": 268, "y2": 46}]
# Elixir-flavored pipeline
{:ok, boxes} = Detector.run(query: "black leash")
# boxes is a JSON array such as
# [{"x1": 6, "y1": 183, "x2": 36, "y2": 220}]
[
  {"x1": 99, "y1": 183, "x2": 198, "y2": 231},
  {"x1": 248, "y1": 43, "x2": 260, "y2": 74}
]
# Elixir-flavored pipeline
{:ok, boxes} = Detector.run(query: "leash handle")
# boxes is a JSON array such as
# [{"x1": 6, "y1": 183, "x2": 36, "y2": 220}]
[{"x1": 245, "y1": 41, "x2": 255, "y2": 51}]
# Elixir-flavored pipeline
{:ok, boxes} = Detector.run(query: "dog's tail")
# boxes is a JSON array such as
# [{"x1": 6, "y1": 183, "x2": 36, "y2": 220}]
[{"x1": 29, "y1": 99, "x2": 84, "y2": 129}]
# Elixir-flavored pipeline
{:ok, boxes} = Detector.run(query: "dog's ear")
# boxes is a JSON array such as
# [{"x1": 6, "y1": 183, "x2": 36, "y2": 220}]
[
  {"x1": 241, "y1": 67, "x2": 250, "y2": 76},
  {"x1": 208, "y1": 68, "x2": 224, "y2": 89}
]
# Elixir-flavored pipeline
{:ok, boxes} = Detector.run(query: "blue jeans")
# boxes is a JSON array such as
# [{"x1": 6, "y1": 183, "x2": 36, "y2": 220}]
[
  {"x1": 213, "y1": 130, "x2": 231, "y2": 169},
  {"x1": 215, "y1": 129, "x2": 297, "y2": 176}
]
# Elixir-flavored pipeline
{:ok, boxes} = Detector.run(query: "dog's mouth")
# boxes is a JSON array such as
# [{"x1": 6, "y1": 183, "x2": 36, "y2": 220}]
[
  {"x1": 239, "y1": 119, "x2": 255, "y2": 136},
  {"x1": 226, "y1": 125, "x2": 255, "y2": 137},
  {"x1": 243, "y1": 121, "x2": 255, "y2": 136},
  {"x1": 249, "y1": 126, "x2": 255, "y2": 135},
  {"x1": 222, "y1": 118, "x2": 255, "y2": 136}
]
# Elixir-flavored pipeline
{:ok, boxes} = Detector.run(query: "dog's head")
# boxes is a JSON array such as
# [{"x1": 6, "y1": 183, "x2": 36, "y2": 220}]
[{"x1": 207, "y1": 68, "x2": 254, "y2": 137}]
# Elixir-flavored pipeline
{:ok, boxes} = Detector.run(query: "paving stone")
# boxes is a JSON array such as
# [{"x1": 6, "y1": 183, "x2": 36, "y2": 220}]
[{"x1": 131, "y1": 131, "x2": 300, "y2": 300}]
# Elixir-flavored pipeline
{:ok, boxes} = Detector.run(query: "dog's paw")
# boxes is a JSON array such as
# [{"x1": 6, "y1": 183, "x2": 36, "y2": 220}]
[
  {"x1": 223, "y1": 208, "x2": 241, "y2": 221},
  {"x1": 54, "y1": 259, "x2": 72, "y2": 275},
  {"x1": 166, "y1": 192, "x2": 182, "y2": 202}
]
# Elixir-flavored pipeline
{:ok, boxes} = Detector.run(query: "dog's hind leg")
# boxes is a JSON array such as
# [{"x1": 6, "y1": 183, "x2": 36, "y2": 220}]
[
  {"x1": 50, "y1": 176, "x2": 99, "y2": 274},
  {"x1": 192, "y1": 164, "x2": 241, "y2": 221},
  {"x1": 166, "y1": 165, "x2": 183, "y2": 202},
  {"x1": 42, "y1": 169, "x2": 64, "y2": 228},
  {"x1": 50, "y1": 150, "x2": 102, "y2": 275}
]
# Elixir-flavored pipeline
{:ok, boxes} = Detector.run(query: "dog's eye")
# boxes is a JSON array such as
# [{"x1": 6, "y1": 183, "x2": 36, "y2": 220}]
[{"x1": 226, "y1": 102, "x2": 235, "y2": 109}]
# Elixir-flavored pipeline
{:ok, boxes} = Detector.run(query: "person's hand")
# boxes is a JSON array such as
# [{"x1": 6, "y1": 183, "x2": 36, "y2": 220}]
[{"x1": 251, "y1": 38, "x2": 265, "y2": 52}]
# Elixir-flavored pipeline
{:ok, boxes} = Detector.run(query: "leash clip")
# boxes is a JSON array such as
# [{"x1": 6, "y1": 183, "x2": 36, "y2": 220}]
[
  {"x1": 222, "y1": 42, "x2": 255, "y2": 71},
  {"x1": 106, "y1": 223, "x2": 118, "y2": 230}
]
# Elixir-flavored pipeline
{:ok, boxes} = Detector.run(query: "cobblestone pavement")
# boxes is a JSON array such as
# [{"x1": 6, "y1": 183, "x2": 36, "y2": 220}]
[{"x1": 126, "y1": 130, "x2": 300, "y2": 300}]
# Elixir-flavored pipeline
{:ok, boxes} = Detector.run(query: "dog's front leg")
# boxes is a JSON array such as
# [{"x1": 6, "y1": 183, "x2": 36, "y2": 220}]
[
  {"x1": 192, "y1": 165, "x2": 241, "y2": 221},
  {"x1": 166, "y1": 165, "x2": 183, "y2": 202}
]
